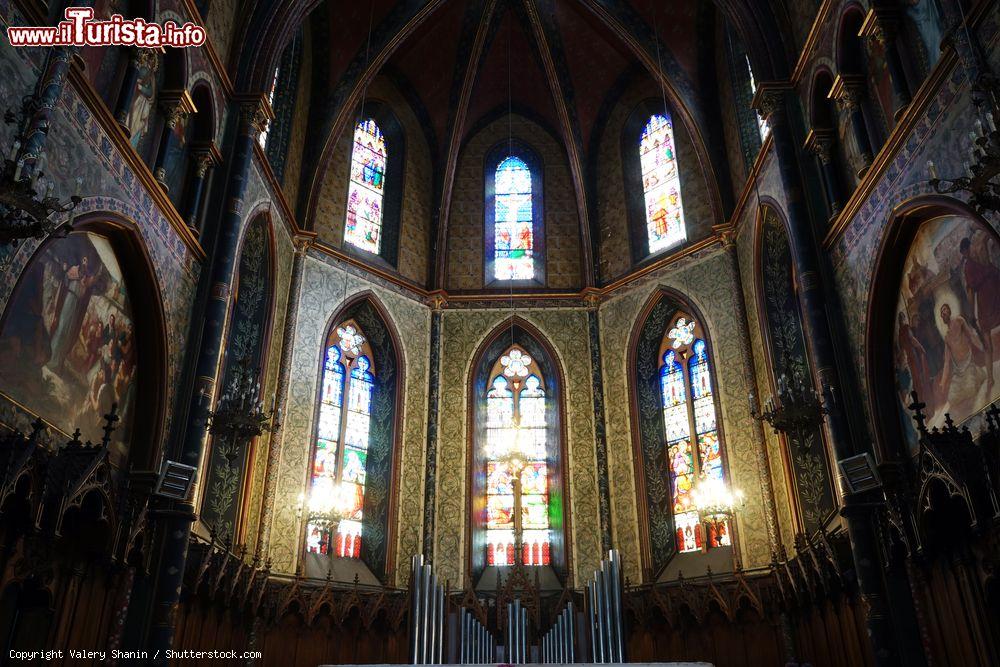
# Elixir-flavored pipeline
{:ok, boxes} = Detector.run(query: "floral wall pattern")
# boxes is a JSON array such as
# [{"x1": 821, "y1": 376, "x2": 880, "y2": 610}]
[
  {"x1": 265, "y1": 253, "x2": 429, "y2": 583},
  {"x1": 433, "y1": 307, "x2": 600, "y2": 585},
  {"x1": 599, "y1": 245, "x2": 774, "y2": 581}
]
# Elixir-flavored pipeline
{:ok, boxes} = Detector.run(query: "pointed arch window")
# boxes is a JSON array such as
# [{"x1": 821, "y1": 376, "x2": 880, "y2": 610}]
[
  {"x1": 659, "y1": 313, "x2": 730, "y2": 553},
  {"x1": 492, "y1": 157, "x2": 534, "y2": 281},
  {"x1": 306, "y1": 320, "x2": 375, "y2": 559},
  {"x1": 485, "y1": 143, "x2": 545, "y2": 286},
  {"x1": 258, "y1": 66, "x2": 279, "y2": 150},
  {"x1": 745, "y1": 55, "x2": 770, "y2": 141},
  {"x1": 639, "y1": 113, "x2": 687, "y2": 254},
  {"x1": 484, "y1": 347, "x2": 551, "y2": 566},
  {"x1": 345, "y1": 119, "x2": 387, "y2": 255}
]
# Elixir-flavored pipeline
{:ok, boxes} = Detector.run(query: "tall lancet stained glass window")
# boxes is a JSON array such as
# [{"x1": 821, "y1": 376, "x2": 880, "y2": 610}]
[
  {"x1": 493, "y1": 156, "x2": 535, "y2": 281},
  {"x1": 345, "y1": 119, "x2": 387, "y2": 254},
  {"x1": 485, "y1": 347, "x2": 550, "y2": 566},
  {"x1": 640, "y1": 114, "x2": 687, "y2": 253},
  {"x1": 745, "y1": 55, "x2": 770, "y2": 141},
  {"x1": 660, "y1": 313, "x2": 730, "y2": 553},
  {"x1": 258, "y1": 65, "x2": 279, "y2": 149},
  {"x1": 306, "y1": 321, "x2": 374, "y2": 559}
]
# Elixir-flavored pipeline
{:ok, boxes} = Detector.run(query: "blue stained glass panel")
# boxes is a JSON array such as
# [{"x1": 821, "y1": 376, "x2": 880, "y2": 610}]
[{"x1": 493, "y1": 156, "x2": 534, "y2": 280}]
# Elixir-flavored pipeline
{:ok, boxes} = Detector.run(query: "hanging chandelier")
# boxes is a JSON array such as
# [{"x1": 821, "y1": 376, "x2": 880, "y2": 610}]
[{"x1": 1, "y1": 103, "x2": 82, "y2": 246}]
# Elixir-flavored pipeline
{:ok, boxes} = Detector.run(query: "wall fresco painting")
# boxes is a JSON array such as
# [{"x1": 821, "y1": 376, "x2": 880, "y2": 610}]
[
  {"x1": 894, "y1": 215, "x2": 1000, "y2": 452},
  {"x1": 0, "y1": 232, "x2": 136, "y2": 466}
]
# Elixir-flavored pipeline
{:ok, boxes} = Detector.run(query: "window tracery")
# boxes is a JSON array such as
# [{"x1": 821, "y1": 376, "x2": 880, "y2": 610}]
[{"x1": 306, "y1": 319, "x2": 375, "y2": 559}]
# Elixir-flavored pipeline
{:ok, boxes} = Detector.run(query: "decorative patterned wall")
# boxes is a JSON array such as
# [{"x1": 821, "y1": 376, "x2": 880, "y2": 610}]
[
  {"x1": 598, "y1": 244, "x2": 775, "y2": 581},
  {"x1": 445, "y1": 114, "x2": 583, "y2": 290},
  {"x1": 265, "y1": 253, "x2": 430, "y2": 583},
  {"x1": 432, "y1": 307, "x2": 600, "y2": 585},
  {"x1": 829, "y1": 14, "x2": 1000, "y2": 441},
  {"x1": 0, "y1": 22, "x2": 200, "y2": 455},
  {"x1": 594, "y1": 81, "x2": 718, "y2": 283},
  {"x1": 243, "y1": 222, "x2": 294, "y2": 550}
]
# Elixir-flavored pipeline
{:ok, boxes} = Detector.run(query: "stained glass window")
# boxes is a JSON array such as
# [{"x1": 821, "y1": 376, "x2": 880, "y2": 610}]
[
  {"x1": 660, "y1": 314, "x2": 731, "y2": 554},
  {"x1": 345, "y1": 119, "x2": 387, "y2": 255},
  {"x1": 258, "y1": 66, "x2": 279, "y2": 150},
  {"x1": 745, "y1": 55, "x2": 770, "y2": 141},
  {"x1": 306, "y1": 319, "x2": 375, "y2": 559},
  {"x1": 485, "y1": 346, "x2": 550, "y2": 566},
  {"x1": 493, "y1": 156, "x2": 534, "y2": 281},
  {"x1": 640, "y1": 114, "x2": 687, "y2": 253}
]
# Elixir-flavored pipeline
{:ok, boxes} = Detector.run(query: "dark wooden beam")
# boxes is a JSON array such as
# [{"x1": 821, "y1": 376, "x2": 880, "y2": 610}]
[
  {"x1": 572, "y1": 0, "x2": 726, "y2": 230},
  {"x1": 432, "y1": 0, "x2": 502, "y2": 288},
  {"x1": 299, "y1": 0, "x2": 451, "y2": 230}
]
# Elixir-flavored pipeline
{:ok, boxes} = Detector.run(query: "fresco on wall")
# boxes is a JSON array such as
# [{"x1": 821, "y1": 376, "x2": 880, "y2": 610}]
[
  {"x1": 202, "y1": 218, "x2": 271, "y2": 542},
  {"x1": 906, "y1": 0, "x2": 945, "y2": 73},
  {"x1": 0, "y1": 232, "x2": 136, "y2": 466},
  {"x1": 894, "y1": 215, "x2": 1000, "y2": 452},
  {"x1": 126, "y1": 53, "x2": 158, "y2": 155}
]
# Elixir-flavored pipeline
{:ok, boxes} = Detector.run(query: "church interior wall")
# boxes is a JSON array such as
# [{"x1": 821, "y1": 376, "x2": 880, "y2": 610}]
[
  {"x1": 595, "y1": 79, "x2": 718, "y2": 284},
  {"x1": 433, "y1": 306, "x2": 601, "y2": 585},
  {"x1": 0, "y1": 9, "x2": 202, "y2": 459},
  {"x1": 1, "y1": 1, "x2": 999, "y2": 663},
  {"x1": 311, "y1": 77, "x2": 433, "y2": 286},
  {"x1": 446, "y1": 114, "x2": 583, "y2": 291},
  {"x1": 598, "y1": 245, "x2": 777, "y2": 579},
  {"x1": 265, "y1": 252, "x2": 431, "y2": 583},
  {"x1": 280, "y1": 24, "x2": 312, "y2": 213}
]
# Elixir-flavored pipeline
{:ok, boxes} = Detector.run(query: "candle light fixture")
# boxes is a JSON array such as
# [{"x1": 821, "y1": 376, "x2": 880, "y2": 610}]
[
  {"x1": 1, "y1": 104, "x2": 82, "y2": 246},
  {"x1": 926, "y1": 69, "x2": 1000, "y2": 214}
]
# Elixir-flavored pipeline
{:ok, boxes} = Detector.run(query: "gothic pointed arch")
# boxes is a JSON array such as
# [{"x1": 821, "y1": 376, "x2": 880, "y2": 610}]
[
  {"x1": 467, "y1": 318, "x2": 570, "y2": 584},
  {"x1": 484, "y1": 140, "x2": 546, "y2": 287},
  {"x1": 754, "y1": 203, "x2": 836, "y2": 535},
  {"x1": 201, "y1": 213, "x2": 275, "y2": 543},
  {"x1": 303, "y1": 292, "x2": 403, "y2": 582},
  {"x1": 629, "y1": 288, "x2": 734, "y2": 579}
]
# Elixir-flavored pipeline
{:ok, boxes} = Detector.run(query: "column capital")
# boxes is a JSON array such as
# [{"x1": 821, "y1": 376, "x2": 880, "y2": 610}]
[
  {"x1": 803, "y1": 128, "x2": 837, "y2": 165},
  {"x1": 190, "y1": 141, "x2": 223, "y2": 176},
  {"x1": 829, "y1": 73, "x2": 866, "y2": 112},
  {"x1": 859, "y1": 7, "x2": 902, "y2": 46},
  {"x1": 158, "y1": 89, "x2": 196, "y2": 129},
  {"x1": 751, "y1": 81, "x2": 795, "y2": 127},
  {"x1": 293, "y1": 232, "x2": 317, "y2": 254},
  {"x1": 235, "y1": 93, "x2": 275, "y2": 140},
  {"x1": 133, "y1": 46, "x2": 163, "y2": 71}
]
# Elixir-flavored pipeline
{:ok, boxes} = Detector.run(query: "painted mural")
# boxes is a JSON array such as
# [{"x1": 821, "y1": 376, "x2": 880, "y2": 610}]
[
  {"x1": 0, "y1": 232, "x2": 136, "y2": 466},
  {"x1": 894, "y1": 215, "x2": 1000, "y2": 452}
]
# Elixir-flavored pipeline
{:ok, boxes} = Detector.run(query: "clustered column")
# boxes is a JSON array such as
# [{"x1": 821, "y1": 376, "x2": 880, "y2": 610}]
[
  {"x1": 755, "y1": 84, "x2": 897, "y2": 666},
  {"x1": 148, "y1": 96, "x2": 270, "y2": 666}
]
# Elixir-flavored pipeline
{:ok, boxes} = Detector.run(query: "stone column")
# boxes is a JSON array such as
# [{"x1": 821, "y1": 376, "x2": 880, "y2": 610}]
[
  {"x1": 255, "y1": 236, "x2": 313, "y2": 555},
  {"x1": 754, "y1": 84, "x2": 898, "y2": 667},
  {"x1": 585, "y1": 294, "x2": 613, "y2": 553},
  {"x1": 422, "y1": 296, "x2": 445, "y2": 558},
  {"x1": 148, "y1": 96, "x2": 269, "y2": 666},
  {"x1": 804, "y1": 128, "x2": 842, "y2": 217},
  {"x1": 860, "y1": 8, "x2": 912, "y2": 121},
  {"x1": 14, "y1": 46, "x2": 76, "y2": 177},
  {"x1": 184, "y1": 143, "x2": 221, "y2": 233},
  {"x1": 830, "y1": 74, "x2": 875, "y2": 177},
  {"x1": 151, "y1": 90, "x2": 195, "y2": 189}
]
